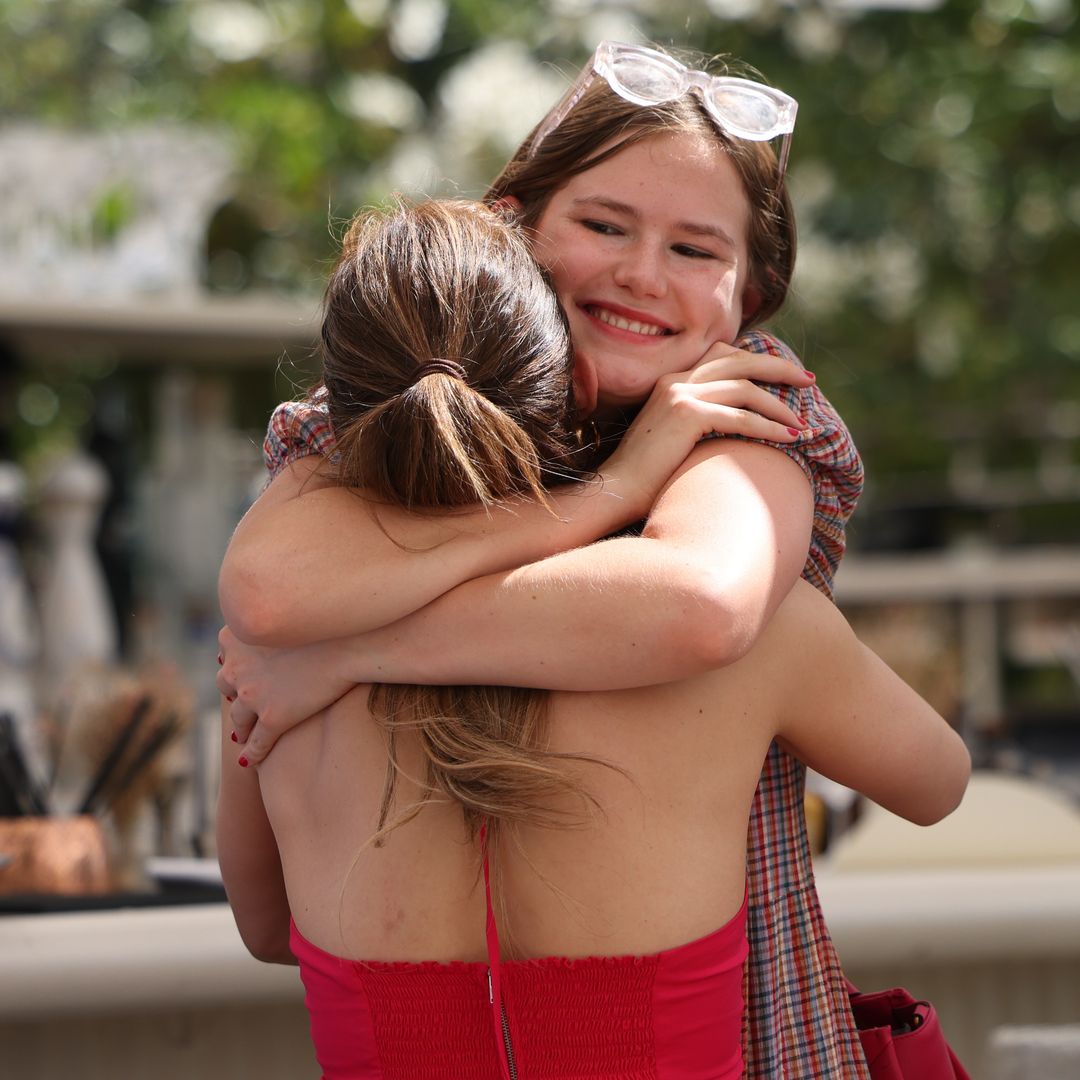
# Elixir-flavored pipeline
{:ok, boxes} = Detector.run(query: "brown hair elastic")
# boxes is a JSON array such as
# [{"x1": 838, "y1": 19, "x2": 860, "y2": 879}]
[{"x1": 410, "y1": 358, "x2": 468, "y2": 385}]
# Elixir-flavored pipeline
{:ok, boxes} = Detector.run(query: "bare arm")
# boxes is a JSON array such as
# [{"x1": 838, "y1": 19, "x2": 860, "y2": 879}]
[
  {"x1": 774, "y1": 582, "x2": 971, "y2": 826},
  {"x1": 215, "y1": 701, "x2": 295, "y2": 964},
  {"x1": 351, "y1": 437, "x2": 813, "y2": 688},
  {"x1": 220, "y1": 351, "x2": 812, "y2": 647},
  {"x1": 221, "y1": 455, "x2": 670, "y2": 648},
  {"x1": 221, "y1": 438, "x2": 815, "y2": 762}
]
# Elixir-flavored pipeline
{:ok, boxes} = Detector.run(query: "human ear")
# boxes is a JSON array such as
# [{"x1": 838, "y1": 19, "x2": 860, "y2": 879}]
[
  {"x1": 491, "y1": 195, "x2": 524, "y2": 218},
  {"x1": 572, "y1": 352, "x2": 599, "y2": 418},
  {"x1": 740, "y1": 283, "x2": 763, "y2": 324}
]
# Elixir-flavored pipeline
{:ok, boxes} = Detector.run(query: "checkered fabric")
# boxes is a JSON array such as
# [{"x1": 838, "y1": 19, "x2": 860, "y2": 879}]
[
  {"x1": 262, "y1": 330, "x2": 869, "y2": 1078},
  {"x1": 730, "y1": 332, "x2": 869, "y2": 1079},
  {"x1": 263, "y1": 384, "x2": 335, "y2": 475},
  {"x1": 731, "y1": 331, "x2": 862, "y2": 599}
]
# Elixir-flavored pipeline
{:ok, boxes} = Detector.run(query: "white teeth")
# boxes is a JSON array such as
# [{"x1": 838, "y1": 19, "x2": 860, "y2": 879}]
[{"x1": 589, "y1": 306, "x2": 668, "y2": 336}]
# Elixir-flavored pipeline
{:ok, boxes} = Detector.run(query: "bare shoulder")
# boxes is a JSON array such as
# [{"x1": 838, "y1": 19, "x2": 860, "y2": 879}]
[
  {"x1": 663, "y1": 433, "x2": 810, "y2": 486},
  {"x1": 757, "y1": 580, "x2": 855, "y2": 671},
  {"x1": 691, "y1": 580, "x2": 852, "y2": 716},
  {"x1": 262, "y1": 454, "x2": 336, "y2": 502},
  {"x1": 647, "y1": 587, "x2": 835, "y2": 742},
  {"x1": 770, "y1": 577, "x2": 843, "y2": 630}
]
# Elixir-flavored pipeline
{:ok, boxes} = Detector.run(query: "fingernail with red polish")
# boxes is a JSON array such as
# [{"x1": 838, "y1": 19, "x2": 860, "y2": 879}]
[
  {"x1": 217, "y1": 654, "x2": 223, "y2": 665},
  {"x1": 804, "y1": 370, "x2": 815, "y2": 380},
  {"x1": 238, "y1": 756, "x2": 249, "y2": 768},
  {"x1": 225, "y1": 695, "x2": 235, "y2": 702},
  {"x1": 230, "y1": 731, "x2": 238, "y2": 743},
  {"x1": 787, "y1": 427, "x2": 801, "y2": 437}
]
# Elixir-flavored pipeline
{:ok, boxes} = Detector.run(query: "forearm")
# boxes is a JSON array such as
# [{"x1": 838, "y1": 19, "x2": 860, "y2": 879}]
[
  {"x1": 220, "y1": 361, "x2": 828, "y2": 763},
  {"x1": 221, "y1": 466, "x2": 648, "y2": 647},
  {"x1": 227, "y1": 343, "x2": 827, "y2": 650},
  {"x1": 215, "y1": 703, "x2": 296, "y2": 964},
  {"x1": 348, "y1": 536, "x2": 750, "y2": 690},
  {"x1": 331, "y1": 440, "x2": 813, "y2": 691}
]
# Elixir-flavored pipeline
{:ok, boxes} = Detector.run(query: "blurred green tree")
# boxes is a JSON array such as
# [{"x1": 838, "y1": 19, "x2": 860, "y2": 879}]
[{"x1": 3, "y1": 0, "x2": 1078, "y2": 542}]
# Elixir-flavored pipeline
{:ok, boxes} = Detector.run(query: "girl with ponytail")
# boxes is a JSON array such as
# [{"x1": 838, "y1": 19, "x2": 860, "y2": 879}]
[
  {"x1": 222, "y1": 195, "x2": 805, "y2": 939},
  {"x1": 316, "y1": 199, "x2": 608, "y2": 890},
  {"x1": 218, "y1": 196, "x2": 968, "y2": 1080}
]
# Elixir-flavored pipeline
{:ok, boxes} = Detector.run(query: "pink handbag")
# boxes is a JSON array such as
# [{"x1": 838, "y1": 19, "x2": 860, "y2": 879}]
[{"x1": 847, "y1": 982, "x2": 972, "y2": 1080}]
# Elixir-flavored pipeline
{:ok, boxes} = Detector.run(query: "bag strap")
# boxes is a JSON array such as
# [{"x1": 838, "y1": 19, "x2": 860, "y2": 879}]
[{"x1": 480, "y1": 821, "x2": 513, "y2": 1080}]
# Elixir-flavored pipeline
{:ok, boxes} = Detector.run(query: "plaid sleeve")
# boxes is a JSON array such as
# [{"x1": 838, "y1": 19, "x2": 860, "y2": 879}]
[
  {"x1": 262, "y1": 386, "x2": 338, "y2": 478},
  {"x1": 728, "y1": 329, "x2": 864, "y2": 598}
]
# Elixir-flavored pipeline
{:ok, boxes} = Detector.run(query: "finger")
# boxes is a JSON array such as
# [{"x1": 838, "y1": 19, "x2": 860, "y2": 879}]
[
  {"x1": 684, "y1": 355, "x2": 811, "y2": 387},
  {"x1": 231, "y1": 699, "x2": 259, "y2": 744},
  {"x1": 238, "y1": 720, "x2": 280, "y2": 769},
  {"x1": 693, "y1": 381, "x2": 807, "y2": 429},
  {"x1": 684, "y1": 350, "x2": 814, "y2": 387},
  {"x1": 696, "y1": 404, "x2": 803, "y2": 444},
  {"x1": 215, "y1": 668, "x2": 236, "y2": 699}
]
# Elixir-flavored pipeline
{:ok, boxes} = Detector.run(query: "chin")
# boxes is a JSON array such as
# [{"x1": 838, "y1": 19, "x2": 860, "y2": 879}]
[
  {"x1": 612, "y1": 382, "x2": 654, "y2": 407},
  {"x1": 593, "y1": 370, "x2": 650, "y2": 405}
]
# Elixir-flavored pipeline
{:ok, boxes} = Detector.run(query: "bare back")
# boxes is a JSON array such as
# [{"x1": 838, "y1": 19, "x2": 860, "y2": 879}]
[
  {"x1": 255, "y1": 577, "x2": 967, "y2": 965},
  {"x1": 258, "y1": 674, "x2": 768, "y2": 964}
]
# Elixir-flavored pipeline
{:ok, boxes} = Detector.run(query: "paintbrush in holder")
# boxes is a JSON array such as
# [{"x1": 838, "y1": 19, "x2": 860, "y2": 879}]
[
  {"x1": 70, "y1": 670, "x2": 193, "y2": 890},
  {"x1": 1, "y1": 665, "x2": 194, "y2": 897}
]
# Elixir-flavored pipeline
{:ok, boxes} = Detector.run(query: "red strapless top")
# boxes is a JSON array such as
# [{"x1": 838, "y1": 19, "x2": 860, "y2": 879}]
[{"x1": 289, "y1": 889, "x2": 748, "y2": 1080}]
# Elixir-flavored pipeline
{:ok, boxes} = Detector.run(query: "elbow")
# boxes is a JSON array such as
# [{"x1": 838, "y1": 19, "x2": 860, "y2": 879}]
[
  {"x1": 219, "y1": 561, "x2": 289, "y2": 647},
  {"x1": 673, "y1": 571, "x2": 761, "y2": 673},
  {"x1": 910, "y1": 737, "x2": 972, "y2": 827},
  {"x1": 228, "y1": 904, "x2": 296, "y2": 965},
  {"x1": 241, "y1": 925, "x2": 296, "y2": 966}
]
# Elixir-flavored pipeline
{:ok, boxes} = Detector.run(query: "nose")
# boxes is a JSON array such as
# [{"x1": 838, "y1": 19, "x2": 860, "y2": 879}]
[{"x1": 612, "y1": 240, "x2": 668, "y2": 299}]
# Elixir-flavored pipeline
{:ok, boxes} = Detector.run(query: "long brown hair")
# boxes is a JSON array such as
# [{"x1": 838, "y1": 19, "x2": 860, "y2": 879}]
[
  {"x1": 318, "y1": 199, "x2": 601, "y2": 881},
  {"x1": 322, "y1": 199, "x2": 581, "y2": 507},
  {"x1": 486, "y1": 54, "x2": 796, "y2": 329}
]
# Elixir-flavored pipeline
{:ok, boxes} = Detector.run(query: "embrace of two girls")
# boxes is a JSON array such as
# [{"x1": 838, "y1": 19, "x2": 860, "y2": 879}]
[{"x1": 216, "y1": 42, "x2": 969, "y2": 1080}]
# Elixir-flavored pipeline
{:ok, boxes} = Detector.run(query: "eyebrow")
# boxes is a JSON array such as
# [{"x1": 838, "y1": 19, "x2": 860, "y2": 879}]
[{"x1": 569, "y1": 196, "x2": 738, "y2": 250}]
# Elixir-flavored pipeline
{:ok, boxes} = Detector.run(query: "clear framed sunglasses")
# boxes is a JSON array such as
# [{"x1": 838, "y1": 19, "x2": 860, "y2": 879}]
[{"x1": 529, "y1": 41, "x2": 798, "y2": 180}]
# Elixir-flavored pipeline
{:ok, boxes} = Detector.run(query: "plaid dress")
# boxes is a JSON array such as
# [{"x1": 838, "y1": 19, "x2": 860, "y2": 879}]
[
  {"x1": 263, "y1": 330, "x2": 869, "y2": 1078},
  {"x1": 733, "y1": 333, "x2": 869, "y2": 1079}
]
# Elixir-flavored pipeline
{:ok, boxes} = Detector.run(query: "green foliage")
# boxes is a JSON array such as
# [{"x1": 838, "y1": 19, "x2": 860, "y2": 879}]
[
  {"x1": 91, "y1": 184, "x2": 137, "y2": 245},
  {"x1": 4, "y1": 0, "x2": 1078, "y2": 536}
]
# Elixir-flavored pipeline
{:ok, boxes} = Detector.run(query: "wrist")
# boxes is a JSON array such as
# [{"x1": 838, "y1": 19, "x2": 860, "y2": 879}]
[
  {"x1": 594, "y1": 460, "x2": 650, "y2": 524},
  {"x1": 312, "y1": 634, "x2": 361, "y2": 686},
  {"x1": 334, "y1": 626, "x2": 395, "y2": 685}
]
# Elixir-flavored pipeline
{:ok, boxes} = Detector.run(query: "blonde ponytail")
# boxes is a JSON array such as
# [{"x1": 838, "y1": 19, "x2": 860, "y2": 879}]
[
  {"x1": 318, "y1": 199, "x2": 604, "y2": 903},
  {"x1": 333, "y1": 367, "x2": 553, "y2": 513}
]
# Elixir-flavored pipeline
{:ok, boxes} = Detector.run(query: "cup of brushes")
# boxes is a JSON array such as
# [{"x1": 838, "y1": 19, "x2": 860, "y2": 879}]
[{"x1": 0, "y1": 669, "x2": 191, "y2": 897}]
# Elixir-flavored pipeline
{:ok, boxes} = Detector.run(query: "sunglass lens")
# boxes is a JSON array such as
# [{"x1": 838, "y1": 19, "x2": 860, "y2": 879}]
[
  {"x1": 708, "y1": 86, "x2": 780, "y2": 138},
  {"x1": 609, "y1": 56, "x2": 684, "y2": 104}
]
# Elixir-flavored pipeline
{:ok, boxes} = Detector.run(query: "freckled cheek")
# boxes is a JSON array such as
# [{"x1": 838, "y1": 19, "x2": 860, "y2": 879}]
[
  {"x1": 540, "y1": 231, "x2": 610, "y2": 298},
  {"x1": 536, "y1": 247, "x2": 584, "y2": 305},
  {"x1": 699, "y1": 275, "x2": 743, "y2": 345},
  {"x1": 557, "y1": 249, "x2": 604, "y2": 297}
]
